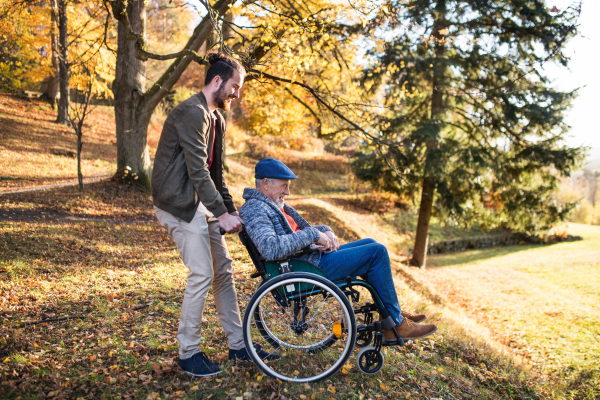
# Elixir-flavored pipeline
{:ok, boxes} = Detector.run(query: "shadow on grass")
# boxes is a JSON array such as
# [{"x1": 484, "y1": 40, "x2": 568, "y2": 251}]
[
  {"x1": 0, "y1": 180, "x2": 154, "y2": 222},
  {"x1": 427, "y1": 243, "x2": 547, "y2": 268}
]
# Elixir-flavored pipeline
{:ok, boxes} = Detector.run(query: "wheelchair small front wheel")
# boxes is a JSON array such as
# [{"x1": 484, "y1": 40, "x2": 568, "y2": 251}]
[
  {"x1": 356, "y1": 347, "x2": 384, "y2": 374},
  {"x1": 243, "y1": 272, "x2": 357, "y2": 383}
]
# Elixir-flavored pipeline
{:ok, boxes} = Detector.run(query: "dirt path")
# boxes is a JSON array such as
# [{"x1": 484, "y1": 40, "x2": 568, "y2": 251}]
[{"x1": 0, "y1": 174, "x2": 112, "y2": 195}]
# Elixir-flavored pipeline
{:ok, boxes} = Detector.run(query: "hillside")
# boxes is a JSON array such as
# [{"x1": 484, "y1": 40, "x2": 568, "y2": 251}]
[
  {"x1": 1, "y1": 96, "x2": 598, "y2": 399},
  {"x1": 0, "y1": 94, "x2": 165, "y2": 193}
]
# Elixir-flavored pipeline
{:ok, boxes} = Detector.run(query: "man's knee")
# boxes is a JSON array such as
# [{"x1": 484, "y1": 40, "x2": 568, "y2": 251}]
[
  {"x1": 213, "y1": 264, "x2": 235, "y2": 286},
  {"x1": 187, "y1": 268, "x2": 214, "y2": 290},
  {"x1": 373, "y1": 243, "x2": 388, "y2": 255}
]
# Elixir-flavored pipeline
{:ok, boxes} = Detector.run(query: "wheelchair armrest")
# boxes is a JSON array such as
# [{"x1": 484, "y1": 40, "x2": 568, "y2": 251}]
[{"x1": 293, "y1": 244, "x2": 321, "y2": 257}]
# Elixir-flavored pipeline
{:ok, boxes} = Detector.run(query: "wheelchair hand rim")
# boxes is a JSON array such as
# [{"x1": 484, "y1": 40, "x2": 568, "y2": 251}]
[{"x1": 243, "y1": 273, "x2": 356, "y2": 383}]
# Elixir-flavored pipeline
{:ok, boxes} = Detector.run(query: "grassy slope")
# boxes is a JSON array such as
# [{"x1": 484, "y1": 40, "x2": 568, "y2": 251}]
[
  {"x1": 0, "y1": 94, "x2": 165, "y2": 192},
  {"x1": 0, "y1": 95, "x2": 116, "y2": 191},
  {"x1": 422, "y1": 224, "x2": 600, "y2": 399},
  {"x1": 1, "y1": 97, "x2": 593, "y2": 399}
]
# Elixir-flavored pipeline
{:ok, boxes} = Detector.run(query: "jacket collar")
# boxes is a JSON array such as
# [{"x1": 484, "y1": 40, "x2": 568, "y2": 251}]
[
  {"x1": 242, "y1": 188, "x2": 294, "y2": 231},
  {"x1": 197, "y1": 92, "x2": 223, "y2": 123},
  {"x1": 243, "y1": 187, "x2": 279, "y2": 208}
]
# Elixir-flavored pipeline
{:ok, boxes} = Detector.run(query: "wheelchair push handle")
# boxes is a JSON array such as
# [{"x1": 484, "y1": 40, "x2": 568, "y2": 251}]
[{"x1": 219, "y1": 224, "x2": 246, "y2": 236}]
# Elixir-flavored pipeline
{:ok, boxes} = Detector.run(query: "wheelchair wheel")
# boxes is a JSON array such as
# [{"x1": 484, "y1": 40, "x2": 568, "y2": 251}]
[
  {"x1": 356, "y1": 347, "x2": 384, "y2": 374},
  {"x1": 243, "y1": 272, "x2": 356, "y2": 383}
]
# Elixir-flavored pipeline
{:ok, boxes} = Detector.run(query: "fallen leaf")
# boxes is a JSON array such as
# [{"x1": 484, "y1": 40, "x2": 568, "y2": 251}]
[{"x1": 89, "y1": 355, "x2": 96, "y2": 362}]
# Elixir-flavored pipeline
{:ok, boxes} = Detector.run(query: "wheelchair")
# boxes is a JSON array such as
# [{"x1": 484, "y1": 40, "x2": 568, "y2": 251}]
[{"x1": 236, "y1": 228, "x2": 406, "y2": 383}]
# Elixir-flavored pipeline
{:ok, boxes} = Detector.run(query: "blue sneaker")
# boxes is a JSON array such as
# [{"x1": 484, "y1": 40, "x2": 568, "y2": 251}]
[
  {"x1": 178, "y1": 352, "x2": 221, "y2": 376},
  {"x1": 229, "y1": 343, "x2": 280, "y2": 362}
]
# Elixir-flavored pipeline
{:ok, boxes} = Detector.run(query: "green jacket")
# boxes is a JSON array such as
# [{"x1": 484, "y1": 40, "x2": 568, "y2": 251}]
[{"x1": 151, "y1": 92, "x2": 236, "y2": 222}]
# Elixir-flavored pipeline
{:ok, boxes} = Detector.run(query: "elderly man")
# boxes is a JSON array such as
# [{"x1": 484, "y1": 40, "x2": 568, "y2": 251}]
[{"x1": 239, "y1": 158, "x2": 437, "y2": 342}]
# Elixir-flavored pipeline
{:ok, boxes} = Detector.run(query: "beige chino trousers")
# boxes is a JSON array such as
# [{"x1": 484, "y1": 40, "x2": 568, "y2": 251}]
[{"x1": 154, "y1": 205, "x2": 245, "y2": 359}]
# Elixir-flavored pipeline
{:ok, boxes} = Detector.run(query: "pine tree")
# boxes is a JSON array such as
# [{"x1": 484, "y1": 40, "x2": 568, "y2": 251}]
[{"x1": 353, "y1": 0, "x2": 585, "y2": 267}]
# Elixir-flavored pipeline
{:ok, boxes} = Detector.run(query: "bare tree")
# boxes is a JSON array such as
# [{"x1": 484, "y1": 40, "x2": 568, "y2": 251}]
[{"x1": 65, "y1": 70, "x2": 96, "y2": 191}]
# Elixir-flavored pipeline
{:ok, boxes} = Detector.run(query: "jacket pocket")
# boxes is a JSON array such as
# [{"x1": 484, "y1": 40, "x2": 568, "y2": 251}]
[{"x1": 156, "y1": 151, "x2": 196, "y2": 209}]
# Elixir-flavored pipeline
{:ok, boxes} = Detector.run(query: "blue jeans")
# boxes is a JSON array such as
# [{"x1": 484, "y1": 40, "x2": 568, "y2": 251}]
[{"x1": 318, "y1": 239, "x2": 403, "y2": 326}]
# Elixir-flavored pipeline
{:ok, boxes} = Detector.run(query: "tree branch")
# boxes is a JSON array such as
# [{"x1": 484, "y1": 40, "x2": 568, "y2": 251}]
[{"x1": 252, "y1": 70, "x2": 401, "y2": 151}]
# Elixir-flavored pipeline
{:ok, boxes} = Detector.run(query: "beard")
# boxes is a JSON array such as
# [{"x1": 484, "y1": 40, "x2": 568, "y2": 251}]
[
  {"x1": 276, "y1": 197, "x2": 285, "y2": 209},
  {"x1": 213, "y1": 85, "x2": 235, "y2": 111}
]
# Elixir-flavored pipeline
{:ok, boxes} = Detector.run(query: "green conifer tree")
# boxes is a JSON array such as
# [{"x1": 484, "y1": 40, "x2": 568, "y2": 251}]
[{"x1": 353, "y1": 0, "x2": 585, "y2": 267}]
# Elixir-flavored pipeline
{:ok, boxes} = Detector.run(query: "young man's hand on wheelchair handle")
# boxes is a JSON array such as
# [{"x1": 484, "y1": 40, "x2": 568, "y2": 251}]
[
  {"x1": 317, "y1": 232, "x2": 332, "y2": 251},
  {"x1": 218, "y1": 212, "x2": 243, "y2": 233}
]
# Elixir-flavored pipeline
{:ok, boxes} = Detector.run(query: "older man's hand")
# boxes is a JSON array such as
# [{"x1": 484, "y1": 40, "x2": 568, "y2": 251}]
[
  {"x1": 316, "y1": 232, "x2": 332, "y2": 251},
  {"x1": 325, "y1": 231, "x2": 340, "y2": 251}
]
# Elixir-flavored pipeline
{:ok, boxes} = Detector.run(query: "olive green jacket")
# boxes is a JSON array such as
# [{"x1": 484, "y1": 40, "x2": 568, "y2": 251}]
[{"x1": 151, "y1": 92, "x2": 236, "y2": 222}]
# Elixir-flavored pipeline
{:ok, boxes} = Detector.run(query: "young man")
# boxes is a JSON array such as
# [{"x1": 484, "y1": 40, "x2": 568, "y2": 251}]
[
  {"x1": 239, "y1": 158, "x2": 438, "y2": 343},
  {"x1": 151, "y1": 53, "x2": 275, "y2": 377}
]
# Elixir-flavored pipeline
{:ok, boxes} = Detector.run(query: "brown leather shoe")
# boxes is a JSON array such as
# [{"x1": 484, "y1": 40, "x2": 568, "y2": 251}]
[
  {"x1": 401, "y1": 311, "x2": 427, "y2": 324},
  {"x1": 384, "y1": 318, "x2": 437, "y2": 342}
]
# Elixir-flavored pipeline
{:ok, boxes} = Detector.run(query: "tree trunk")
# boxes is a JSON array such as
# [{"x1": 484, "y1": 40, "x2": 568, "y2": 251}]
[
  {"x1": 411, "y1": 0, "x2": 447, "y2": 268},
  {"x1": 112, "y1": 0, "x2": 235, "y2": 188},
  {"x1": 412, "y1": 176, "x2": 434, "y2": 267},
  {"x1": 77, "y1": 129, "x2": 83, "y2": 190},
  {"x1": 113, "y1": 0, "x2": 152, "y2": 187},
  {"x1": 48, "y1": 0, "x2": 60, "y2": 110},
  {"x1": 56, "y1": 0, "x2": 69, "y2": 124}
]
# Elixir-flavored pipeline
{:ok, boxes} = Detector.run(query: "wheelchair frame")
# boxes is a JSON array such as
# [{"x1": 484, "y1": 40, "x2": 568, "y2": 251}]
[{"x1": 238, "y1": 229, "x2": 405, "y2": 382}]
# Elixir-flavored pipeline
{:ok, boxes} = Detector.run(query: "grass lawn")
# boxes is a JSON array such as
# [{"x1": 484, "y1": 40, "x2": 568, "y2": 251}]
[{"x1": 425, "y1": 223, "x2": 600, "y2": 399}]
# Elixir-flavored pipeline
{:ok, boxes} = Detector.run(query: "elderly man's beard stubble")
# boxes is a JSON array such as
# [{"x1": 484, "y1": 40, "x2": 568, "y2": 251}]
[
  {"x1": 213, "y1": 85, "x2": 235, "y2": 111},
  {"x1": 276, "y1": 196, "x2": 285, "y2": 209}
]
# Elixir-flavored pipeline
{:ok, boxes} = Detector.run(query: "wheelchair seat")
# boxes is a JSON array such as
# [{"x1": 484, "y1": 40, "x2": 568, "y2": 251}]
[{"x1": 238, "y1": 229, "x2": 326, "y2": 280}]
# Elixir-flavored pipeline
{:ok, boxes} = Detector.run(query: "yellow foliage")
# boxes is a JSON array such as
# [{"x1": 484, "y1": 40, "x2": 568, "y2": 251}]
[
  {"x1": 0, "y1": 0, "x2": 52, "y2": 91},
  {"x1": 234, "y1": 0, "x2": 379, "y2": 141},
  {"x1": 0, "y1": 0, "x2": 115, "y2": 96}
]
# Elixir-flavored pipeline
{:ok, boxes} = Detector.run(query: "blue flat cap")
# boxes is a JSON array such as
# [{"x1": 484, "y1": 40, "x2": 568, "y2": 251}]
[{"x1": 255, "y1": 158, "x2": 298, "y2": 180}]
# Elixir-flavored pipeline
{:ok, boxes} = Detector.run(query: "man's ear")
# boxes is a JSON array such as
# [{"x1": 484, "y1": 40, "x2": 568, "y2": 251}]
[{"x1": 212, "y1": 75, "x2": 222, "y2": 89}]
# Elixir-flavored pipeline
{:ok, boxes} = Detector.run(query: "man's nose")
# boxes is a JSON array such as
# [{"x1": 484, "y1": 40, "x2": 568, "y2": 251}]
[
  {"x1": 233, "y1": 88, "x2": 240, "y2": 98},
  {"x1": 283, "y1": 187, "x2": 290, "y2": 195}
]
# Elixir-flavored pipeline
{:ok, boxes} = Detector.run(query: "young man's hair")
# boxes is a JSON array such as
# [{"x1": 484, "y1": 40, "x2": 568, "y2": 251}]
[{"x1": 204, "y1": 52, "x2": 246, "y2": 86}]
